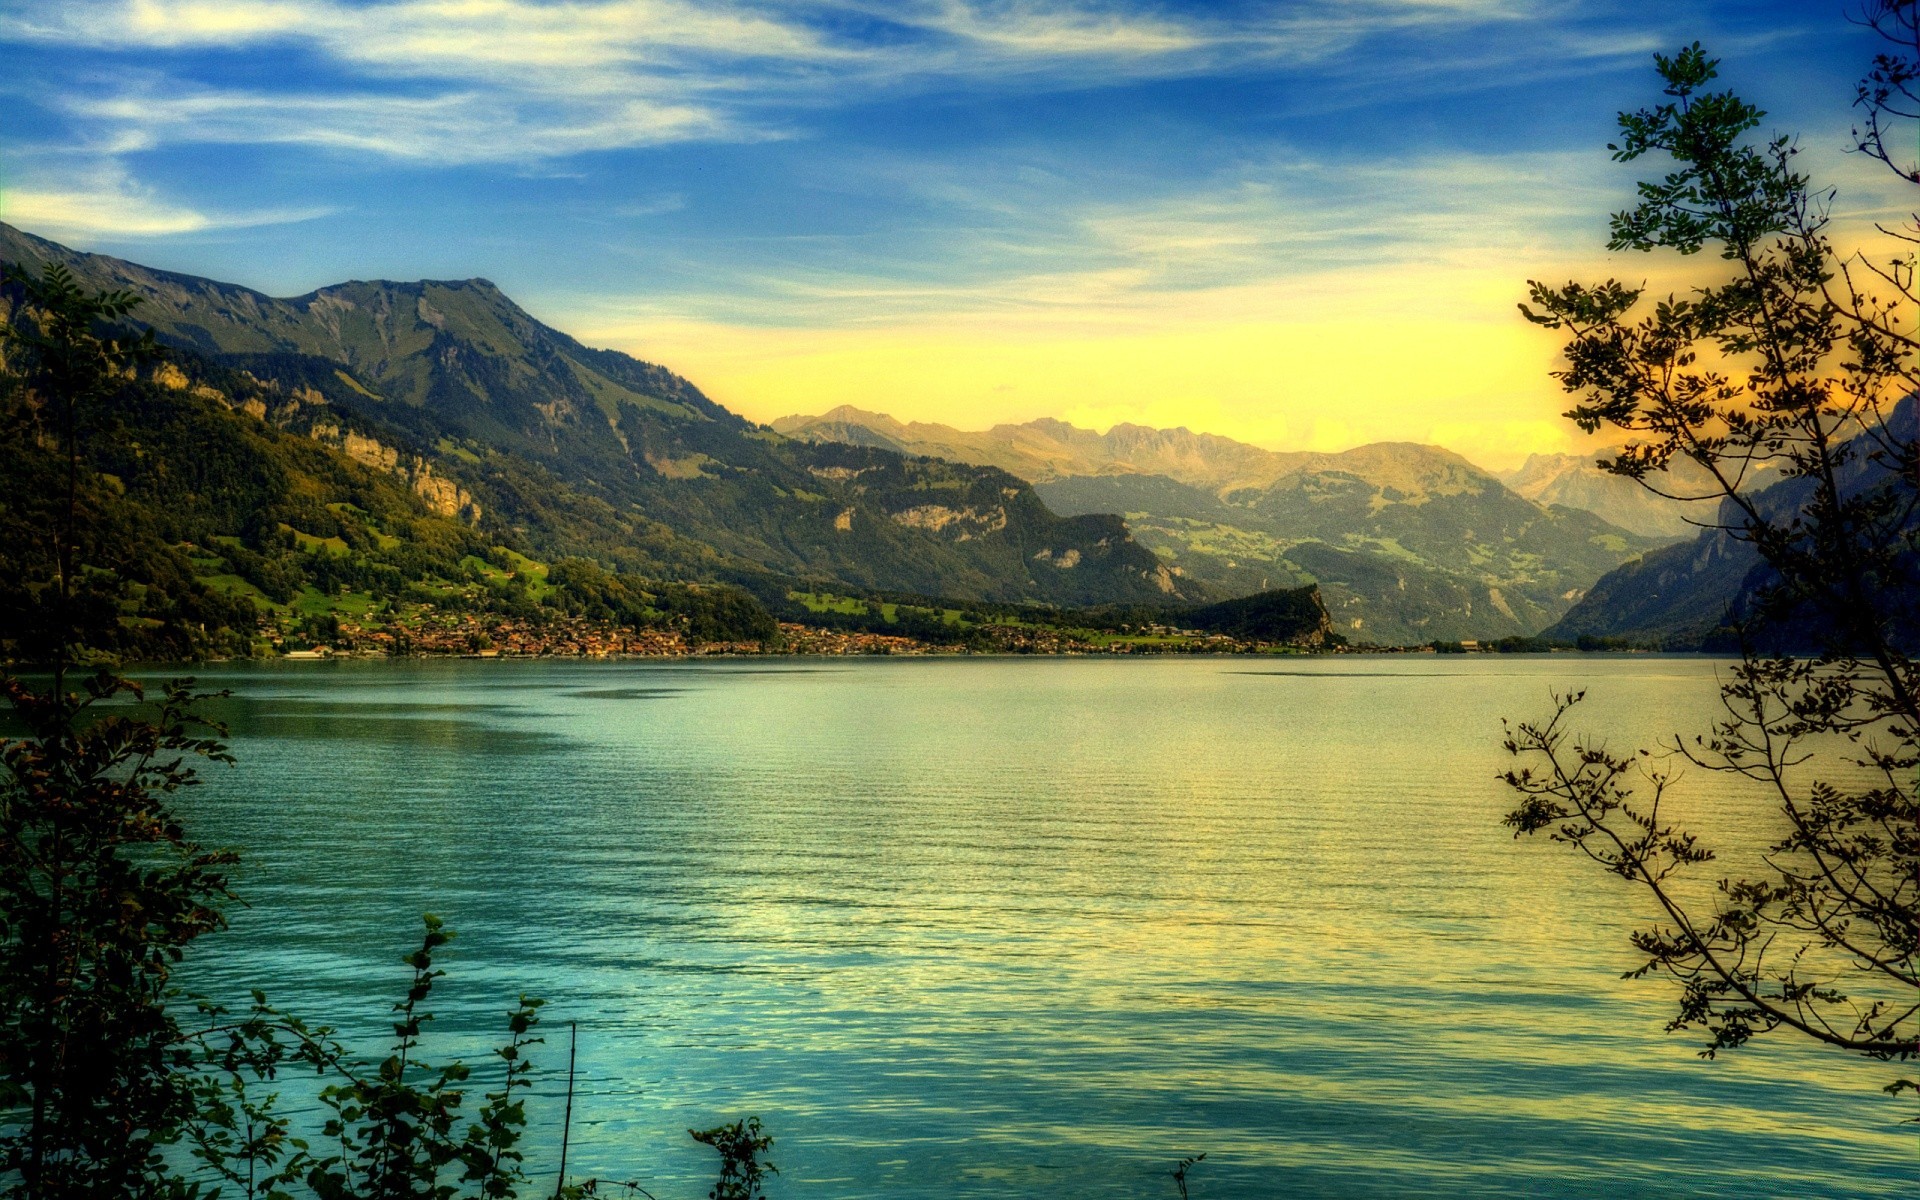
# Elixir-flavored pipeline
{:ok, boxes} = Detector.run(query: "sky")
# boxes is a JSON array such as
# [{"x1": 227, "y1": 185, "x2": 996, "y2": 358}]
[{"x1": 0, "y1": 0, "x2": 1902, "y2": 468}]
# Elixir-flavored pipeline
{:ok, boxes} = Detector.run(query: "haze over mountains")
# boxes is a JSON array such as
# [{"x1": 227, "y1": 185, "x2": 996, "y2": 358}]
[
  {"x1": 772, "y1": 406, "x2": 1312, "y2": 493},
  {"x1": 775, "y1": 405, "x2": 1704, "y2": 539},
  {"x1": 1500, "y1": 452, "x2": 1728, "y2": 539},
  {"x1": 775, "y1": 407, "x2": 1674, "y2": 643}
]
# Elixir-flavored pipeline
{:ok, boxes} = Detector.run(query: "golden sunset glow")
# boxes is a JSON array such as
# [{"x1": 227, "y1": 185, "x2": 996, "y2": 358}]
[{"x1": 573, "y1": 260, "x2": 1608, "y2": 470}]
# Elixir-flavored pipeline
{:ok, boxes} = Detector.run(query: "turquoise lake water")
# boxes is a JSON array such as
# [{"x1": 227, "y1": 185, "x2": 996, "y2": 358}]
[{"x1": 162, "y1": 656, "x2": 1916, "y2": 1198}]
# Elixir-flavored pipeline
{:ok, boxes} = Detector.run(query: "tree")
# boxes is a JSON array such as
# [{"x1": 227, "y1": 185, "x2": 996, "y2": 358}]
[
  {"x1": 0, "y1": 265, "x2": 163, "y2": 673},
  {"x1": 0, "y1": 263, "x2": 241, "y2": 1198},
  {"x1": 1502, "y1": 34, "x2": 1918, "y2": 1101}
]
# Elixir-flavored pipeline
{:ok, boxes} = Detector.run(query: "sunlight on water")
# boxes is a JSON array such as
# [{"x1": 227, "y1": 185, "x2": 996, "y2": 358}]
[{"x1": 165, "y1": 657, "x2": 1917, "y2": 1198}]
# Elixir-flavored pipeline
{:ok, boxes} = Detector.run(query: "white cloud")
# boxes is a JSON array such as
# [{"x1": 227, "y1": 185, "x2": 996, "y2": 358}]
[
  {"x1": 0, "y1": 170, "x2": 333, "y2": 237},
  {"x1": 4, "y1": 0, "x2": 859, "y2": 165},
  {"x1": 8, "y1": 0, "x2": 853, "y2": 66},
  {"x1": 916, "y1": 1, "x2": 1207, "y2": 57},
  {"x1": 66, "y1": 86, "x2": 737, "y2": 163}
]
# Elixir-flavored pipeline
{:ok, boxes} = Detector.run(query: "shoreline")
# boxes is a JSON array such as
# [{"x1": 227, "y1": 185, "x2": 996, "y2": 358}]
[{"x1": 34, "y1": 643, "x2": 1698, "y2": 674}]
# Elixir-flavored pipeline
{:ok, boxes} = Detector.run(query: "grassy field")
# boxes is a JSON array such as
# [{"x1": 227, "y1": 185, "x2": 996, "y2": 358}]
[
  {"x1": 791, "y1": 591, "x2": 968, "y2": 626},
  {"x1": 286, "y1": 526, "x2": 351, "y2": 556},
  {"x1": 494, "y1": 548, "x2": 554, "y2": 599},
  {"x1": 292, "y1": 587, "x2": 379, "y2": 619},
  {"x1": 199, "y1": 573, "x2": 289, "y2": 614}
]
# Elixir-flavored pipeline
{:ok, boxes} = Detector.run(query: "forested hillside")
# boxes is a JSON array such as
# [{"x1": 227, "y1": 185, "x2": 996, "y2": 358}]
[
  {"x1": 0, "y1": 346, "x2": 782, "y2": 661},
  {"x1": 0, "y1": 223, "x2": 1204, "y2": 661}
]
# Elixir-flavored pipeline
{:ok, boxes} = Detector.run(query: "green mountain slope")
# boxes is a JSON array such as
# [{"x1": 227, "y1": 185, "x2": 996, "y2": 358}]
[
  {"x1": 1038, "y1": 469, "x2": 1656, "y2": 643},
  {"x1": 0, "y1": 223, "x2": 1193, "y2": 611},
  {"x1": 1233, "y1": 442, "x2": 1656, "y2": 628},
  {"x1": 0, "y1": 346, "x2": 788, "y2": 662}
]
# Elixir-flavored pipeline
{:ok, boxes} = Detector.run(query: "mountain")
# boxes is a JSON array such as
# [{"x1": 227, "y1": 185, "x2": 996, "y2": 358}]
[
  {"x1": 773, "y1": 406, "x2": 1308, "y2": 492},
  {"x1": 777, "y1": 406, "x2": 1670, "y2": 643},
  {"x1": 1545, "y1": 409, "x2": 1920, "y2": 649},
  {"x1": 1540, "y1": 530, "x2": 1759, "y2": 648},
  {"x1": 1040, "y1": 449, "x2": 1664, "y2": 643},
  {"x1": 0, "y1": 223, "x2": 1197, "y2": 622},
  {"x1": 1502, "y1": 452, "x2": 1741, "y2": 539}
]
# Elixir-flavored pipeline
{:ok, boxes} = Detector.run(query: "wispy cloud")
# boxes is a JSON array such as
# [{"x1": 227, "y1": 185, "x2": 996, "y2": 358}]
[
  {"x1": 6, "y1": 0, "x2": 853, "y2": 66},
  {"x1": 65, "y1": 85, "x2": 736, "y2": 163},
  {"x1": 535, "y1": 139, "x2": 1639, "y2": 463},
  {"x1": 913, "y1": 1, "x2": 1209, "y2": 57},
  {"x1": 4, "y1": 0, "x2": 1536, "y2": 164},
  {"x1": 0, "y1": 0, "x2": 1860, "y2": 465},
  {"x1": 556, "y1": 144, "x2": 1621, "y2": 331},
  {"x1": 0, "y1": 166, "x2": 334, "y2": 237}
]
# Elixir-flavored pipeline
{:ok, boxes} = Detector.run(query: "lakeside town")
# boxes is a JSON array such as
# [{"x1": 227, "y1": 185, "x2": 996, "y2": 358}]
[
  {"x1": 272, "y1": 608, "x2": 1539, "y2": 660},
  {"x1": 281, "y1": 613, "x2": 1271, "y2": 658}
]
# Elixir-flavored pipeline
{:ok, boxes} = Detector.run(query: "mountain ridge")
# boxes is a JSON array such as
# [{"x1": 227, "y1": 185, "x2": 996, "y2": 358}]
[
  {"x1": 780, "y1": 405, "x2": 1614, "y2": 514},
  {"x1": 775, "y1": 405, "x2": 1316, "y2": 492},
  {"x1": 0, "y1": 221, "x2": 1198, "y2": 613},
  {"x1": 1501, "y1": 451, "x2": 1739, "y2": 539}
]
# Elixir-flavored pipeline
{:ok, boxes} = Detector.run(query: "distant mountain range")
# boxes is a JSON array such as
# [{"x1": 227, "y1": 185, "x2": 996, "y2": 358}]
[
  {"x1": 0, "y1": 223, "x2": 1197, "y2": 640},
  {"x1": 776, "y1": 408, "x2": 1672, "y2": 643},
  {"x1": 772, "y1": 406, "x2": 1309, "y2": 492}
]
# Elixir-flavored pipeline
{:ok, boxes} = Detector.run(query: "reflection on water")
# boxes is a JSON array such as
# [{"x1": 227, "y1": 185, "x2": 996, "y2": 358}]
[
  {"x1": 563, "y1": 688, "x2": 690, "y2": 700},
  {"x1": 161, "y1": 657, "x2": 1917, "y2": 1198}
]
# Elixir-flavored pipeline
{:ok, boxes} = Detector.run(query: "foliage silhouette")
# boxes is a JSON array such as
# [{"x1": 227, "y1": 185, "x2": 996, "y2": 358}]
[
  {"x1": 685, "y1": 1122, "x2": 775, "y2": 1200},
  {"x1": 1504, "y1": 30, "x2": 1919, "y2": 1103},
  {"x1": 0, "y1": 261, "x2": 238, "y2": 1198},
  {"x1": 1170, "y1": 1153, "x2": 1204, "y2": 1200}
]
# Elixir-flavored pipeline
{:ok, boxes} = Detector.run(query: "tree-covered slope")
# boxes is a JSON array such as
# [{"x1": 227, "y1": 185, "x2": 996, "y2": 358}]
[
  {"x1": 1181, "y1": 586, "x2": 1336, "y2": 643},
  {"x1": 0, "y1": 223, "x2": 1191, "y2": 609},
  {"x1": 0, "y1": 344, "x2": 782, "y2": 662},
  {"x1": 1540, "y1": 531, "x2": 1760, "y2": 648}
]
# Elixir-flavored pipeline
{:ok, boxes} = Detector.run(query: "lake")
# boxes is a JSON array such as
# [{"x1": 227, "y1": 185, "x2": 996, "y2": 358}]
[{"x1": 164, "y1": 656, "x2": 1915, "y2": 1198}]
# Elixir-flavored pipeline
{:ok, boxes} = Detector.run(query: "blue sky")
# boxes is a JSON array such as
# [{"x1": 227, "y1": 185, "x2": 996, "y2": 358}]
[{"x1": 0, "y1": 1, "x2": 1892, "y2": 464}]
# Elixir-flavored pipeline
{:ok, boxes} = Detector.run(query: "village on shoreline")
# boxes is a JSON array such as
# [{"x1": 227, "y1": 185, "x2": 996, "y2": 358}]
[{"x1": 261, "y1": 610, "x2": 1595, "y2": 661}]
